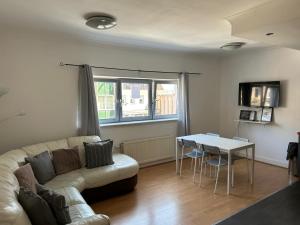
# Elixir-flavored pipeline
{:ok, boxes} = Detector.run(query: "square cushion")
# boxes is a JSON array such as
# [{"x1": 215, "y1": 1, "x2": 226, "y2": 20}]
[
  {"x1": 84, "y1": 140, "x2": 114, "y2": 169},
  {"x1": 67, "y1": 136, "x2": 101, "y2": 167},
  {"x1": 18, "y1": 186, "x2": 58, "y2": 225},
  {"x1": 52, "y1": 148, "x2": 81, "y2": 175},
  {"x1": 25, "y1": 151, "x2": 56, "y2": 184},
  {"x1": 37, "y1": 184, "x2": 71, "y2": 225},
  {"x1": 14, "y1": 164, "x2": 37, "y2": 194}
]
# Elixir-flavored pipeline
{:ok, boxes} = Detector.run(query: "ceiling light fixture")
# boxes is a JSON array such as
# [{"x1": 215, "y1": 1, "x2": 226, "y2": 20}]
[
  {"x1": 86, "y1": 14, "x2": 117, "y2": 30},
  {"x1": 220, "y1": 42, "x2": 246, "y2": 50}
]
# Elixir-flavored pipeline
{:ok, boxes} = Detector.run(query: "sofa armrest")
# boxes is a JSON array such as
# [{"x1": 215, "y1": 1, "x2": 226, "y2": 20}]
[{"x1": 69, "y1": 214, "x2": 110, "y2": 225}]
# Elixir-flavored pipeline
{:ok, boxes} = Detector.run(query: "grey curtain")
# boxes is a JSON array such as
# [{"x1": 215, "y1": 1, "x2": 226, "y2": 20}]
[
  {"x1": 178, "y1": 72, "x2": 190, "y2": 136},
  {"x1": 78, "y1": 64, "x2": 101, "y2": 137}
]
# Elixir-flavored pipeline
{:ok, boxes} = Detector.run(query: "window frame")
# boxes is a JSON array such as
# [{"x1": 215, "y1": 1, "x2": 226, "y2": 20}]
[
  {"x1": 94, "y1": 77, "x2": 178, "y2": 124},
  {"x1": 94, "y1": 78, "x2": 120, "y2": 124},
  {"x1": 119, "y1": 78, "x2": 153, "y2": 122},
  {"x1": 153, "y1": 80, "x2": 179, "y2": 120}
]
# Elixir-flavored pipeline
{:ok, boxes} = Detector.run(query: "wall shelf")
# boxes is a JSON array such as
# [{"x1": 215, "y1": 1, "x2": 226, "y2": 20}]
[{"x1": 234, "y1": 119, "x2": 271, "y2": 125}]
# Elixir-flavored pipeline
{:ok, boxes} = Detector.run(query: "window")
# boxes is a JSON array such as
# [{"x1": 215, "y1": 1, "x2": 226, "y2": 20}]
[
  {"x1": 154, "y1": 81, "x2": 178, "y2": 119},
  {"x1": 94, "y1": 78, "x2": 178, "y2": 124}
]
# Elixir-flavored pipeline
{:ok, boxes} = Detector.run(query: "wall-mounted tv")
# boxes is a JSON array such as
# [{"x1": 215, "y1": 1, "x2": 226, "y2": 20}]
[{"x1": 238, "y1": 81, "x2": 280, "y2": 107}]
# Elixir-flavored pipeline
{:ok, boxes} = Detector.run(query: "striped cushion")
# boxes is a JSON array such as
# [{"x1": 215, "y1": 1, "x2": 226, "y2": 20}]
[{"x1": 83, "y1": 140, "x2": 114, "y2": 169}]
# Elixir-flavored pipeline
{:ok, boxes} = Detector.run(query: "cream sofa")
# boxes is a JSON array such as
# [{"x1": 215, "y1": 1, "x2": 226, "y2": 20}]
[{"x1": 0, "y1": 136, "x2": 139, "y2": 225}]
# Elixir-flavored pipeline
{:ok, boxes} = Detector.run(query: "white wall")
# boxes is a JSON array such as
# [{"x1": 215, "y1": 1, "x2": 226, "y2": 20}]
[
  {"x1": 0, "y1": 29, "x2": 220, "y2": 153},
  {"x1": 219, "y1": 47, "x2": 300, "y2": 167}
]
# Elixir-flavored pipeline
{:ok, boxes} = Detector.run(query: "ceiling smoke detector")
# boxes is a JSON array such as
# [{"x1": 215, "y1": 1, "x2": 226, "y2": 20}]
[
  {"x1": 86, "y1": 14, "x2": 117, "y2": 30},
  {"x1": 220, "y1": 42, "x2": 246, "y2": 50}
]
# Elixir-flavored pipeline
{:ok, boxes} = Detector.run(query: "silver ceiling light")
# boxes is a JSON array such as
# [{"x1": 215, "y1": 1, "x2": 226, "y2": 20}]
[
  {"x1": 220, "y1": 42, "x2": 246, "y2": 50},
  {"x1": 86, "y1": 14, "x2": 117, "y2": 30}
]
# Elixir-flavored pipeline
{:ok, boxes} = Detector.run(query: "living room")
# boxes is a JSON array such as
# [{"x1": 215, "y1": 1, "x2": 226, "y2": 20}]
[{"x1": 0, "y1": 0, "x2": 299, "y2": 225}]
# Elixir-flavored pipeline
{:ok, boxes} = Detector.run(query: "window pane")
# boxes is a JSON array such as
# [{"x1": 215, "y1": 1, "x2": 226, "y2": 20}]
[
  {"x1": 121, "y1": 82, "x2": 150, "y2": 118},
  {"x1": 94, "y1": 81, "x2": 117, "y2": 120},
  {"x1": 155, "y1": 83, "x2": 177, "y2": 116}
]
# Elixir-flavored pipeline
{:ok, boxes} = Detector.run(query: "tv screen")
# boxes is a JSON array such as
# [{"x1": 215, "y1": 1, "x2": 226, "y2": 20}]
[{"x1": 238, "y1": 81, "x2": 280, "y2": 107}]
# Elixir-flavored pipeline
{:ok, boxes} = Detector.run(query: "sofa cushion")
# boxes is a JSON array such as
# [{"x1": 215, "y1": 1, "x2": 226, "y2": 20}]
[
  {"x1": 45, "y1": 169, "x2": 86, "y2": 192},
  {"x1": 80, "y1": 153, "x2": 139, "y2": 189},
  {"x1": 25, "y1": 151, "x2": 56, "y2": 184},
  {"x1": 69, "y1": 204, "x2": 95, "y2": 222},
  {"x1": 22, "y1": 139, "x2": 69, "y2": 156},
  {"x1": 67, "y1": 136, "x2": 101, "y2": 167},
  {"x1": 54, "y1": 187, "x2": 86, "y2": 206},
  {"x1": 52, "y1": 147, "x2": 81, "y2": 175},
  {"x1": 69, "y1": 214, "x2": 110, "y2": 225},
  {"x1": 14, "y1": 164, "x2": 38, "y2": 193},
  {"x1": 84, "y1": 140, "x2": 114, "y2": 169},
  {"x1": 37, "y1": 184, "x2": 71, "y2": 225},
  {"x1": 18, "y1": 186, "x2": 58, "y2": 225}
]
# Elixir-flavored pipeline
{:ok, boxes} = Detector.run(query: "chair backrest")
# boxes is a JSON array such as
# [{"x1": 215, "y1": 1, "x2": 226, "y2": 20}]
[
  {"x1": 233, "y1": 136, "x2": 249, "y2": 142},
  {"x1": 206, "y1": 133, "x2": 220, "y2": 137},
  {"x1": 182, "y1": 139, "x2": 197, "y2": 149},
  {"x1": 202, "y1": 144, "x2": 221, "y2": 155}
]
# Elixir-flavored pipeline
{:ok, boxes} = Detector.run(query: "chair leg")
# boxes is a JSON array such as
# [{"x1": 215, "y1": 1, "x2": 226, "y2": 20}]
[
  {"x1": 231, "y1": 165, "x2": 234, "y2": 188},
  {"x1": 246, "y1": 149, "x2": 250, "y2": 182},
  {"x1": 214, "y1": 164, "x2": 221, "y2": 194},
  {"x1": 180, "y1": 147, "x2": 184, "y2": 176},
  {"x1": 193, "y1": 158, "x2": 197, "y2": 183},
  {"x1": 190, "y1": 158, "x2": 194, "y2": 170},
  {"x1": 199, "y1": 155, "x2": 205, "y2": 186}
]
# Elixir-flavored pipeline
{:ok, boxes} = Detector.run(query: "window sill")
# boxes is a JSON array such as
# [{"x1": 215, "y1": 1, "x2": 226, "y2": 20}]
[{"x1": 100, "y1": 118, "x2": 178, "y2": 127}]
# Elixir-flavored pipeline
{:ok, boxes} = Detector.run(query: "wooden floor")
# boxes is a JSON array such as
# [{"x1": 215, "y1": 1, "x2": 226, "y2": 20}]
[{"x1": 92, "y1": 159, "x2": 291, "y2": 225}]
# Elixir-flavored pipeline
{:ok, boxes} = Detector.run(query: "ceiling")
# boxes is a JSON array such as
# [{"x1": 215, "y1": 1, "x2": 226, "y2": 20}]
[{"x1": 0, "y1": 0, "x2": 276, "y2": 51}]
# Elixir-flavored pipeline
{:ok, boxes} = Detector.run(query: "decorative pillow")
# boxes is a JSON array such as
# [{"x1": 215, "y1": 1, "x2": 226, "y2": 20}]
[
  {"x1": 83, "y1": 139, "x2": 114, "y2": 169},
  {"x1": 36, "y1": 184, "x2": 71, "y2": 225},
  {"x1": 25, "y1": 151, "x2": 56, "y2": 184},
  {"x1": 52, "y1": 147, "x2": 81, "y2": 175},
  {"x1": 14, "y1": 164, "x2": 38, "y2": 193},
  {"x1": 18, "y1": 187, "x2": 58, "y2": 225}
]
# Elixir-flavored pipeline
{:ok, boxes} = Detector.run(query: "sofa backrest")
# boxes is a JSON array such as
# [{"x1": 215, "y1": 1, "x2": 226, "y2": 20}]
[{"x1": 22, "y1": 139, "x2": 69, "y2": 156}]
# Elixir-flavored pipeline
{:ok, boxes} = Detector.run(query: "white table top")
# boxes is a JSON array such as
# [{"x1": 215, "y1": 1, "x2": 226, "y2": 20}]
[{"x1": 177, "y1": 134, "x2": 254, "y2": 152}]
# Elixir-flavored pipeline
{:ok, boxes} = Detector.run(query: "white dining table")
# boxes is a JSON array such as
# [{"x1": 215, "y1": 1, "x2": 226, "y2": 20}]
[{"x1": 175, "y1": 134, "x2": 255, "y2": 195}]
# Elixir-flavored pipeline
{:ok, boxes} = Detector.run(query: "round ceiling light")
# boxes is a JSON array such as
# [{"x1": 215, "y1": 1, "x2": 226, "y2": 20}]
[
  {"x1": 86, "y1": 14, "x2": 117, "y2": 30},
  {"x1": 220, "y1": 42, "x2": 246, "y2": 50}
]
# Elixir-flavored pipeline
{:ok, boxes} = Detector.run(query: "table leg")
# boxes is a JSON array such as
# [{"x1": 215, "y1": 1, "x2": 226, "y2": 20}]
[
  {"x1": 251, "y1": 145, "x2": 255, "y2": 185},
  {"x1": 175, "y1": 139, "x2": 179, "y2": 174},
  {"x1": 227, "y1": 151, "x2": 231, "y2": 195}
]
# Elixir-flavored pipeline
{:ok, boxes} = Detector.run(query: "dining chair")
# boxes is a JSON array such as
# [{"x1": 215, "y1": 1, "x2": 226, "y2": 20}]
[
  {"x1": 199, "y1": 144, "x2": 234, "y2": 193},
  {"x1": 180, "y1": 139, "x2": 206, "y2": 183}
]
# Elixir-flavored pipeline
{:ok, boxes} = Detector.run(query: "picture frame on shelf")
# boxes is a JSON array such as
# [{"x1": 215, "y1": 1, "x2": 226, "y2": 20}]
[{"x1": 261, "y1": 107, "x2": 273, "y2": 122}]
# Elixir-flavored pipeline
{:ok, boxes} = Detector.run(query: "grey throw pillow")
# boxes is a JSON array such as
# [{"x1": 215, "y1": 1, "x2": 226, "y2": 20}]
[
  {"x1": 36, "y1": 184, "x2": 71, "y2": 225},
  {"x1": 25, "y1": 151, "x2": 56, "y2": 184},
  {"x1": 84, "y1": 139, "x2": 114, "y2": 169},
  {"x1": 18, "y1": 187, "x2": 58, "y2": 225}
]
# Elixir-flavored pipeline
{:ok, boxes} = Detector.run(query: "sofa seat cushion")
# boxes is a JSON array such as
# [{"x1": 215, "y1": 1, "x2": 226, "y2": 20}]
[
  {"x1": 69, "y1": 204, "x2": 94, "y2": 222},
  {"x1": 45, "y1": 170, "x2": 86, "y2": 192},
  {"x1": 80, "y1": 153, "x2": 139, "y2": 189},
  {"x1": 69, "y1": 214, "x2": 110, "y2": 225},
  {"x1": 54, "y1": 187, "x2": 86, "y2": 206},
  {"x1": 22, "y1": 139, "x2": 69, "y2": 156}
]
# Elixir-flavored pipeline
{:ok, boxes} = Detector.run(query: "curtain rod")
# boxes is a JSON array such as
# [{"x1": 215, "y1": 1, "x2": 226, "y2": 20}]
[{"x1": 59, "y1": 62, "x2": 202, "y2": 75}]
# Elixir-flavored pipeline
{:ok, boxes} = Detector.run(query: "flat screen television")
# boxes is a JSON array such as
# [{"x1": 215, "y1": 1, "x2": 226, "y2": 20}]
[{"x1": 238, "y1": 81, "x2": 280, "y2": 107}]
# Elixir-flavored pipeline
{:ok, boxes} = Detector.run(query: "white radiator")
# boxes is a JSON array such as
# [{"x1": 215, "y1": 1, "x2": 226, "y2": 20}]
[{"x1": 121, "y1": 136, "x2": 175, "y2": 166}]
